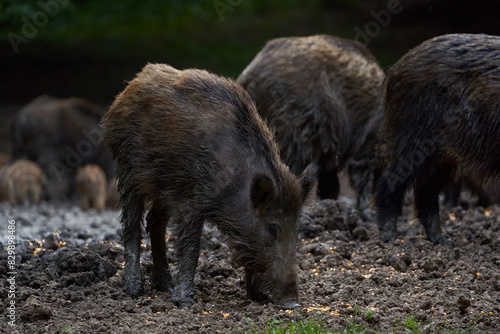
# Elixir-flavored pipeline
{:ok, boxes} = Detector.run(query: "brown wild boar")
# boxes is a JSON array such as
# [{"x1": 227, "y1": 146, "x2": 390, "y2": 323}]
[
  {"x1": 0, "y1": 160, "x2": 46, "y2": 205},
  {"x1": 76, "y1": 164, "x2": 107, "y2": 212},
  {"x1": 238, "y1": 35, "x2": 385, "y2": 220},
  {"x1": 101, "y1": 63, "x2": 318, "y2": 308},
  {"x1": 10, "y1": 95, "x2": 115, "y2": 200}
]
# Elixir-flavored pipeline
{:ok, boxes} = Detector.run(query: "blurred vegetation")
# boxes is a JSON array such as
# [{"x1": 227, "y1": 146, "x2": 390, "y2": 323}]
[
  {"x1": 1, "y1": 0, "x2": 499, "y2": 103},
  {"x1": 0, "y1": 0, "x2": 344, "y2": 74}
]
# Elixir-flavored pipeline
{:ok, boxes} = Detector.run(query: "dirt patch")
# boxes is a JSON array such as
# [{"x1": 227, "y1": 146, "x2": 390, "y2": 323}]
[{"x1": 1, "y1": 198, "x2": 499, "y2": 333}]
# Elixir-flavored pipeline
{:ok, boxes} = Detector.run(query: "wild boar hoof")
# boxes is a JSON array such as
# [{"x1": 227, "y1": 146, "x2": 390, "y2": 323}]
[
  {"x1": 276, "y1": 301, "x2": 300, "y2": 309},
  {"x1": 379, "y1": 220, "x2": 397, "y2": 243},
  {"x1": 379, "y1": 229, "x2": 396, "y2": 243},
  {"x1": 151, "y1": 270, "x2": 173, "y2": 292},
  {"x1": 172, "y1": 296, "x2": 195, "y2": 308},
  {"x1": 123, "y1": 264, "x2": 143, "y2": 296},
  {"x1": 359, "y1": 208, "x2": 373, "y2": 221},
  {"x1": 435, "y1": 235, "x2": 454, "y2": 248},
  {"x1": 123, "y1": 277, "x2": 143, "y2": 297}
]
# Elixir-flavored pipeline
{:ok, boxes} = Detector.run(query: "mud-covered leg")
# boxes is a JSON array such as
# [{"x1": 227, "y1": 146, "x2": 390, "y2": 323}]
[
  {"x1": 172, "y1": 220, "x2": 203, "y2": 307},
  {"x1": 375, "y1": 163, "x2": 412, "y2": 242},
  {"x1": 348, "y1": 160, "x2": 376, "y2": 221},
  {"x1": 415, "y1": 166, "x2": 454, "y2": 247},
  {"x1": 318, "y1": 168, "x2": 339, "y2": 199},
  {"x1": 122, "y1": 196, "x2": 145, "y2": 296},
  {"x1": 146, "y1": 201, "x2": 173, "y2": 292}
]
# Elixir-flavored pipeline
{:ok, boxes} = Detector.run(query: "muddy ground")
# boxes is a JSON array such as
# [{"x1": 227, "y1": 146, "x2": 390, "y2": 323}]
[{"x1": 1, "y1": 190, "x2": 500, "y2": 333}]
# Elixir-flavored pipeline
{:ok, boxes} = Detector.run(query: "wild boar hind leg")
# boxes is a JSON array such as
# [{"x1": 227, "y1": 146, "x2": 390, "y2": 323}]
[
  {"x1": 414, "y1": 164, "x2": 454, "y2": 247},
  {"x1": 146, "y1": 200, "x2": 173, "y2": 293},
  {"x1": 348, "y1": 157, "x2": 376, "y2": 221},
  {"x1": 122, "y1": 196, "x2": 145, "y2": 296}
]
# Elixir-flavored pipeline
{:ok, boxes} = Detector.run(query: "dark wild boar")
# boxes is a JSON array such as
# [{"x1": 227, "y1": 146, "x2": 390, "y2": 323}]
[
  {"x1": 0, "y1": 160, "x2": 46, "y2": 205},
  {"x1": 10, "y1": 95, "x2": 115, "y2": 200},
  {"x1": 238, "y1": 35, "x2": 385, "y2": 220},
  {"x1": 101, "y1": 64, "x2": 318, "y2": 308},
  {"x1": 375, "y1": 34, "x2": 500, "y2": 246},
  {"x1": 76, "y1": 164, "x2": 107, "y2": 212}
]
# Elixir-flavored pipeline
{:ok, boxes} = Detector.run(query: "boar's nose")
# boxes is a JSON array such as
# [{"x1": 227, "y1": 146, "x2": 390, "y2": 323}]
[{"x1": 276, "y1": 300, "x2": 300, "y2": 309}]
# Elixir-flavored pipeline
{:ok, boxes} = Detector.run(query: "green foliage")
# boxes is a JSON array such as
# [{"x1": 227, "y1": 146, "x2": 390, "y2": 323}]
[
  {"x1": 1, "y1": 0, "x2": 333, "y2": 77},
  {"x1": 437, "y1": 317, "x2": 479, "y2": 334},
  {"x1": 1, "y1": 0, "x2": 326, "y2": 43},
  {"x1": 341, "y1": 319, "x2": 366, "y2": 334},
  {"x1": 61, "y1": 323, "x2": 74, "y2": 334},
  {"x1": 241, "y1": 310, "x2": 480, "y2": 334},
  {"x1": 0, "y1": 0, "x2": 65, "y2": 30},
  {"x1": 401, "y1": 315, "x2": 421, "y2": 333},
  {"x1": 364, "y1": 310, "x2": 372, "y2": 323},
  {"x1": 244, "y1": 317, "x2": 329, "y2": 334}
]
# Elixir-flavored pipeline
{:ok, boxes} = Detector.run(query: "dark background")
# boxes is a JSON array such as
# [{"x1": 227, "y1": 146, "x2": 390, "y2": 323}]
[{"x1": 1, "y1": 0, "x2": 500, "y2": 153}]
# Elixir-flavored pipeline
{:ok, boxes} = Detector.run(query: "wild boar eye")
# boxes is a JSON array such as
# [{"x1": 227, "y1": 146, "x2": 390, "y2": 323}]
[{"x1": 267, "y1": 224, "x2": 278, "y2": 240}]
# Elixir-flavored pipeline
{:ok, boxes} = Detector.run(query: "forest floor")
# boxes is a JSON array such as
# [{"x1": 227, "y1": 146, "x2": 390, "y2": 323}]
[{"x1": 1, "y1": 189, "x2": 499, "y2": 333}]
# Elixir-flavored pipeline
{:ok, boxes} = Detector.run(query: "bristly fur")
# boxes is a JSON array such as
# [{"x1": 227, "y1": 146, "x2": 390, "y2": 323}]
[
  {"x1": 375, "y1": 33, "x2": 500, "y2": 245},
  {"x1": 101, "y1": 63, "x2": 317, "y2": 307},
  {"x1": 0, "y1": 160, "x2": 46, "y2": 205},
  {"x1": 76, "y1": 164, "x2": 107, "y2": 212},
  {"x1": 238, "y1": 34, "x2": 385, "y2": 217}
]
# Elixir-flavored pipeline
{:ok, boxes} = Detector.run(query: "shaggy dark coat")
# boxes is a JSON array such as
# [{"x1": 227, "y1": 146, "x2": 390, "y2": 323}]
[
  {"x1": 238, "y1": 35, "x2": 385, "y2": 220},
  {"x1": 101, "y1": 64, "x2": 317, "y2": 308},
  {"x1": 375, "y1": 33, "x2": 500, "y2": 246}
]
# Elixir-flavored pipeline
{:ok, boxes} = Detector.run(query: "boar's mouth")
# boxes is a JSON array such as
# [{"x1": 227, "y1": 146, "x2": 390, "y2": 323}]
[
  {"x1": 267, "y1": 279, "x2": 300, "y2": 309},
  {"x1": 246, "y1": 270, "x2": 300, "y2": 309},
  {"x1": 231, "y1": 240, "x2": 299, "y2": 308}
]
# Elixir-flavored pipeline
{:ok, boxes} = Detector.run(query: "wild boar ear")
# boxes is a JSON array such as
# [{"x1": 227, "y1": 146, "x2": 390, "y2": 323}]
[
  {"x1": 300, "y1": 164, "x2": 318, "y2": 205},
  {"x1": 250, "y1": 173, "x2": 275, "y2": 210}
]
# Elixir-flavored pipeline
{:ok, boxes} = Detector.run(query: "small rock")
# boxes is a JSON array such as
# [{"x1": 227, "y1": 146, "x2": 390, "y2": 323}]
[
  {"x1": 77, "y1": 232, "x2": 92, "y2": 240},
  {"x1": 401, "y1": 253, "x2": 412, "y2": 266},
  {"x1": 415, "y1": 311, "x2": 427, "y2": 321},
  {"x1": 44, "y1": 233, "x2": 62, "y2": 250},
  {"x1": 151, "y1": 303, "x2": 168, "y2": 313},
  {"x1": 19, "y1": 287, "x2": 39, "y2": 302},
  {"x1": 20, "y1": 296, "x2": 52, "y2": 321},
  {"x1": 300, "y1": 260, "x2": 314, "y2": 270},
  {"x1": 190, "y1": 303, "x2": 203, "y2": 313},
  {"x1": 389, "y1": 256, "x2": 407, "y2": 273},
  {"x1": 457, "y1": 295, "x2": 471, "y2": 314},
  {"x1": 419, "y1": 260, "x2": 438, "y2": 273},
  {"x1": 352, "y1": 226, "x2": 368, "y2": 241},
  {"x1": 108, "y1": 275, "x2": 121, "y2": 287},
  {"x1": 420, "y1": 299, "x2": 432, "y2": 310}
]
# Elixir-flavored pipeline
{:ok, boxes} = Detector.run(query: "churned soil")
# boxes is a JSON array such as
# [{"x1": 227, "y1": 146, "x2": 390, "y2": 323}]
[{"x1": 1, "y1": 195, "x2": 500, "y2": 333}]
